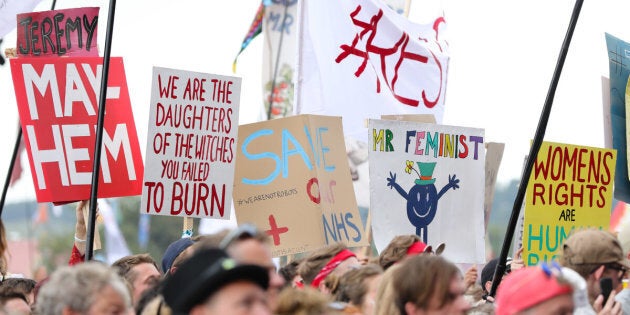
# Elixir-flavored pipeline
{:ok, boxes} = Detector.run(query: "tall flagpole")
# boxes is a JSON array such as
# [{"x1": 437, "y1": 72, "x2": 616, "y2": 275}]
[
  {"x1": 489, "y1": 0, "x2": 584, "y2": 297},
  {"x1": 266, "y1": 1, "x2": 290, "y2": 120},
  {"x1": 86, "y1": 0, "x2": 117, "y2": 260}
]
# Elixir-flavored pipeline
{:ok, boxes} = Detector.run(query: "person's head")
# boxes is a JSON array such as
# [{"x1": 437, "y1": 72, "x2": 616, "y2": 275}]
[
  {"x1": 111, "y1": 253, "x2": 161, "y2": 306},
  {"x1": 393, "y1": 255, "x2": 469, "y2": 315},
  {"x1": 161, "y1": 237, "x2": 195, "y2": 275},
  {"x1": 378, "y1": 235, "x2": 443, "y2": 271},
  {"x1": 480, "y1": 257, "x2": 512, "y2": 296},
  {"x1": 275, "y1": 287, "x2": 343, "y2": 315},
  {"x1": 558, "y1": 228, "x2": 630, "y2": 302},
  {"x1": 298, "y1": 243, "x2": 360, "y2": 293},
  {"x1": 332, "y1": 264, "x2": 383, "y2": 315},
  {"x1": 0, "y1": 291, "x2": 30, "y2": 315},
  {"x1": 0, "y1": 278, "x2": 37, "y2": 306},
  {"x1": 278, "y1": 258, "x2": 303, "y2": 288},
  {"x1": 161, "y1": 247, "x2": 270, "y2": 315},
  {"x1": 35, "y1": 261, "x2": 132, "y2": 315},
  {"x1": 221, "y1": 224, "x2": 285, "y2": 310},
  {"x1": 374, "y1": 263, "x2": 402, "y2": 315},
  {"x1": 495, "y1": 264, "x2": 574, "y2": 315}
]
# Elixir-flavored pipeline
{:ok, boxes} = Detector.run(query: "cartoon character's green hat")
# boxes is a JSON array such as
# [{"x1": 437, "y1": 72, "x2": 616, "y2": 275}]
[{"x1": 414, "y1": 162, "x2": 436, "y2": 185}]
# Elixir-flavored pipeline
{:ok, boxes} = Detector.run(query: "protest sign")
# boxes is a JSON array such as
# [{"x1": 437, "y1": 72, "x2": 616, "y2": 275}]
[
  {"x1": 233, "y1": 115, "x2": 367, "y2": 257},
  {"x1": 368, "y1": 119, "x2": 486, "y2": 264},
  {"x1": 522, "y1": 141, "x2": 616, "y2": 265},
  {"x1": 16, "y1": 7, "x2": 99, "y2": 57},
  {"x1": 605, "y1": 33, "x2": 630, "y2": 202},
  {"x1": 140, "y1": 67, "x2": 240, "y2": 219},
  {"x1": 10, "y1": 56, "x2": 144, "y2": 203}
]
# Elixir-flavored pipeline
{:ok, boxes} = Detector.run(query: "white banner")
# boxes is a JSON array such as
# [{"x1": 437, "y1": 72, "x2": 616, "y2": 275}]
[{"x1": 297, "y1": 0, "x2": 449, "y2": 142}]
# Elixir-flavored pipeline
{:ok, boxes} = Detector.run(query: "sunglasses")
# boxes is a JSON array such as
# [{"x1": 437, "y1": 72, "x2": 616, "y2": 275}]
[
  {"x1": 605, "y1": 264, "x2": 627, "y2": 282},
  {"x1": 605, "y1": 264, "x2": 627, "y2": 273},
  {"x1": 219, "y1": 224, "x2": 260, "y2": 249}
]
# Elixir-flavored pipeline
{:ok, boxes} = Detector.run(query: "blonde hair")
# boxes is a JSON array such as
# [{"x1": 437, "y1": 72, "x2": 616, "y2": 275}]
[
  {"x1": 275, "y1": 287, "x2": 335, "y2": 315},
  {"x1": 373, "y1": 264, "x2": 402, "y2": 315}
]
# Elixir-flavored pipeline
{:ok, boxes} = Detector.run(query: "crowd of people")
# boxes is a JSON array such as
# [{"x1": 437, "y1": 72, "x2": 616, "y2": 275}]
[{"x1": 0, "y1": 201, "x2": 629, "y2": 314}]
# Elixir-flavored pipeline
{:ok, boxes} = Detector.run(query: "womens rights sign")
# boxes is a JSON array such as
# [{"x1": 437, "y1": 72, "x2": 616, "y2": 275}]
[
  {"x1": 522, "y1": 141, "x2": 616, "y2": 265},
  {"x1": 233, "y1": 115, "x2": 367, "y2": 257},
  {"x1": 140, "y1": 67, "x2": 240, "y2": 219},
  {"x1": 10, "y1": 57, "x2": 144, "y2": 203},
  {"x1": 368, "y1": 119, "x2": 486, "y2": 264}
]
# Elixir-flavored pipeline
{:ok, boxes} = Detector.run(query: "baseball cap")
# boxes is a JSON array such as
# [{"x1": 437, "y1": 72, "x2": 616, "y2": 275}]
[
  {"x1": 161, "y1": 237, "x2": 194, "y2": 273},
  {"x1": 561, "y1": 228, "x2": 630, "y2": 269},
  {"x1": 495, "y1": 264, "x2": 573, "y2": 315},
  {"x1": 161, "y1": 248, "x2": 269, "y2": 313}
]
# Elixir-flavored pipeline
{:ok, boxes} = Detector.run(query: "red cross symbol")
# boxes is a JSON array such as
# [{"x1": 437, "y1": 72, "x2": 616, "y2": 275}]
[{"x1": 265, "y1": 214, "x2": 289, "y2": 246}]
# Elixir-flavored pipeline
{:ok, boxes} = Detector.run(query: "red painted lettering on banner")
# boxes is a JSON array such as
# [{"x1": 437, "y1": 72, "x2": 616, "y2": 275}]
[{"x1": 335, "y1": 5, "x2": 445, "y2": 108}]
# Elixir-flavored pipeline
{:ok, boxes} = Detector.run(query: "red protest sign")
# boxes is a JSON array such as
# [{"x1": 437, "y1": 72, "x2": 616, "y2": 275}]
[
  {"x1": 16, "y1": 7, "x2": 99, "y2": 57},
  {"x1": 10, "y1": 56, "x2": 144, "y2": 203}
]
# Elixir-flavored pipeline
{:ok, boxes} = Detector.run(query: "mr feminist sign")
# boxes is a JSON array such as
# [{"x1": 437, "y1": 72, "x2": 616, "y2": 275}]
[
  {"x1": 233, "y1": 115, "x2": 368, "y2": 257},
  {"x1": 10, "y1": 57, "x2": 144, "y2": 203},
  {"x1": 368, "y1": 119, "x2": 486, "y2": 264},
  {"x1": 523, "y1": 142, "x2": 616, "y2": 265},
  {"x1": 141, "y1": 67, "x2": 240, "y2": 219}
]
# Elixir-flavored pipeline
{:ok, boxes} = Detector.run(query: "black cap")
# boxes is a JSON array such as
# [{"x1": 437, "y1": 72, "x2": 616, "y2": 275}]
[
  {"x1": 481, "y1": 257, "x2": 512, "y2": 293},
  {"x1": 161, "y1": 248, "x2": 269, "y2": 313}
]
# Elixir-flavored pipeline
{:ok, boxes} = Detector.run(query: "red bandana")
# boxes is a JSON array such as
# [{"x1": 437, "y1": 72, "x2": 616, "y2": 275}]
[
  {"x1": 311, "y1": 249, "x2": 356, "y2": 288},
  {"x1": 406, "y1": 241, "x2": 431, "y2": 256}
]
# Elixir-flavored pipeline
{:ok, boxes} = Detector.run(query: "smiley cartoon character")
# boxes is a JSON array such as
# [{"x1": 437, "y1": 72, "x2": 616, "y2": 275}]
[{"x1": 386, "y1": 161, "x2": 459, "y2": 243}]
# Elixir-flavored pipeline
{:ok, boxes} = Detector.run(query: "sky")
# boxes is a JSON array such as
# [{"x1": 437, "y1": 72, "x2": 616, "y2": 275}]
[{"x1": 1, "y1": 0, "x2": 630, "y2": 202}]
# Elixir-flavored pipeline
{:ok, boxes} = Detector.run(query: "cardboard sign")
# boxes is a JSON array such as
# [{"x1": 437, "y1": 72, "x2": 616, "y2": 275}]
[
  {"x1": 522, "y1": 141, "x2": 616, "y2": 265},
  {"x1": 368, "y1": 119, "x2": 486, "y2": 264},
  {"x1": 10, "y1": 57, "x2": 144, "y2": 203},
  {"x1": 140, "y1": 67, "x2": 240, "y2": 219},
  {"x1": 17, "y1": 7, "x2": 99, "y2": 57},
  {"x1": 233, "y1": 115, "x2": 368, "y2": 257}
]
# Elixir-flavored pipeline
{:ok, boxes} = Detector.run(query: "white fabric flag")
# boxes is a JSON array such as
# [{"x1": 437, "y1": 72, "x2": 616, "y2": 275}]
[
  {"x1": 99, "y1": 199, "x2": 131, "y2": 265},
  {"x1": 296, "y1": 0, "x2": 449, "y2": 142}
]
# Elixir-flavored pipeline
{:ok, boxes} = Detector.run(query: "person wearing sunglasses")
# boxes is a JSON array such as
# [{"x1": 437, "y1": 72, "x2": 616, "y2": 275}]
[
  {"x1": 559, "y1": 228, "x2": 628, "y2": 314},
  {"x1": 220, "y1": 224, "x2": 286, "y2": 312}
]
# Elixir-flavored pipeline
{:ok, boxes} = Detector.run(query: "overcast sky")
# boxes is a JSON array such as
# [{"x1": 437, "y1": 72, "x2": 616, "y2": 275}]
[{"x1": 1, "y1": 0, "x2": 630, "y2": 202}]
